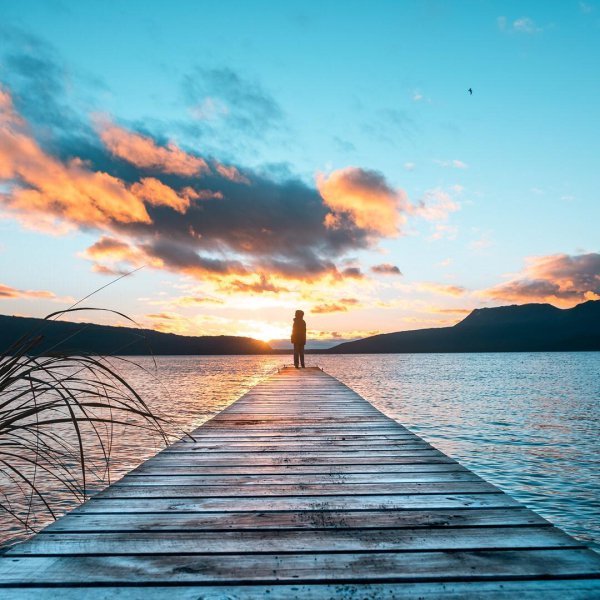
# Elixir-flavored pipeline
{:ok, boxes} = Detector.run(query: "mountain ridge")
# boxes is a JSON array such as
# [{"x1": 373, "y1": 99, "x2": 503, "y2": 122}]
[
  {"x1": 0, "y1": 314, "x2": 271, "y2": 355},
  {"x1": 328, "y1": 300, "x2": 600, "y2": 353}
]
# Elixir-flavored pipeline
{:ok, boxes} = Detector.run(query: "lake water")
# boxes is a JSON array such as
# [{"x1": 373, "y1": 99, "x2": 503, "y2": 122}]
[{"x1": 1, "y1": 352, "x2": 599, "y2": 552}]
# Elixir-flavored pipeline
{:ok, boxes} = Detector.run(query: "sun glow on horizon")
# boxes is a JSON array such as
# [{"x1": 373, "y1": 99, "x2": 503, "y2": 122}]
[{"x1": 239, "y1": 322, "x2": 290, "y2": 343}]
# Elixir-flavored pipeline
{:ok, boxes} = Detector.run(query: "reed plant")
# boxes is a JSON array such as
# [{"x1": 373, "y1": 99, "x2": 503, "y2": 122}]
[{"x1": 0, "y1": 307, "x2": 167, "y2": 536}]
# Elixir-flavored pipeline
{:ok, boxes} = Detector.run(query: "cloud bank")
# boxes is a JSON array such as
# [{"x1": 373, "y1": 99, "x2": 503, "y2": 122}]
[
  {"x1": 0, "y1": 283, "x2": 56, "y2": 300},
  {"x1": 1, "y1": 84, "x2": 416, "y2": 288},
  {"x1": 484, "y1": 253, "x2": 600, "y2": 307}
]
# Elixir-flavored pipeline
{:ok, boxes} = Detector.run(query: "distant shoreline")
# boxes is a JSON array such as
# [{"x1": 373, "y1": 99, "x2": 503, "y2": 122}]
[{"x1": 2, "y1": 299, "x2": 599, "y2": 355}]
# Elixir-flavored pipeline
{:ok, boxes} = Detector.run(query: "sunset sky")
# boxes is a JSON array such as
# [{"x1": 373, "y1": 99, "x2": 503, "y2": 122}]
[{"x1": 1, "y1": 1, "x2": 599, "y2": 347}]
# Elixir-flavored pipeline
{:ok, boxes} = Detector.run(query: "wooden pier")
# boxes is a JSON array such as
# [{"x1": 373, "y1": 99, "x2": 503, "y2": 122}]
[{"x1": 1, "y1": 366, "x2": 599, "y2": 598}]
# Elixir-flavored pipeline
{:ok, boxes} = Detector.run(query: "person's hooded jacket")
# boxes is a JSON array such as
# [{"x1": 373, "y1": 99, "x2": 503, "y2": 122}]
[{"x1": 291, "y1": 316, "x2": 306, "y2": 345}]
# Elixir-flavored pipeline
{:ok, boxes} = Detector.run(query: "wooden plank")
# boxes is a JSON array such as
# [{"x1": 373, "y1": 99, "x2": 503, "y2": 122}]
[
  {"x1": 4, "y1": 580, "x2": 600, "y2": 599},
  {"x1": 143, "y1": 455, "x2": 456, "y2": 466},
  {"x1": 96, "y1": 481, "x2": 499, "y2": 498},
  {"x1": 169, "y1": 440, "x2": 431, "y2": 449},
  {"x1": 72, "y1": 493, "x2": 520, "y2": 513},
  {"x1": 7, "y1": 527, "x2": 581, "y2": 555},
  {"x1": 115, "y1": 472, "x2": 482, "y2": 485},
  {"x1": 1, "y1": 549, "x2": 600, "y2": 584},
  {"x1": 42, "y1": 508, "x2": 551, "y2": 533},
  {"x1": 131, "y1": 463, "x2": 466, "y2": 475},
  {"x1": 177, "y1": 434, "x2": 420, "y2": 442},
  {"x1": 188, "y1": 428, "x2": 415, "y2": 436},
  {"x1": 157, "y1": 450, "x2": 445, "y2": 458},
  {"x1": 199, "y1": 424, "x2": 405, "y2": 431},
  {"x1": 161, "y1": 441, "x2": 439, "y2": 456}
]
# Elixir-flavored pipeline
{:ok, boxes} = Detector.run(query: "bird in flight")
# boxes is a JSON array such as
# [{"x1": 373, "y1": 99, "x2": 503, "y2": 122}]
[{"x1": 468, "y1": 88, "x2": 473, "y2": 95}]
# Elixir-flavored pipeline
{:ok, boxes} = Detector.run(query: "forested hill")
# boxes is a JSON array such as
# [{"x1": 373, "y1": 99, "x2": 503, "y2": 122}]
[
  {"x1": 0, "y1": 314, "x2": 272, "y2": 355},
  {"x1": 329, "y1": 300, "x2": 600, "y2": 353}
]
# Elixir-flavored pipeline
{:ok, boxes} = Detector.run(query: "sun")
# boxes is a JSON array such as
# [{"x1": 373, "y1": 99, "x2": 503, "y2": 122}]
[{"x1": 242, "y1": 322, "x2": 289, "y2": 343}]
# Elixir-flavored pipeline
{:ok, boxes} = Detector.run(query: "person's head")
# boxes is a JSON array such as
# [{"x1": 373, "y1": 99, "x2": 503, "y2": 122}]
[{"x1": 295, "y1": 309, "x2": 304, "y2": 319}]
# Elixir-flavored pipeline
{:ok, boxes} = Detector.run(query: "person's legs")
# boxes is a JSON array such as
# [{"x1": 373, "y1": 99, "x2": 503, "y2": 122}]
[
  {"x1": 300, "y1": 345, "x2": 305, "y2": 368},
  {"x1": 293, "y1": 344, "x2": 300, "y2": 368}
]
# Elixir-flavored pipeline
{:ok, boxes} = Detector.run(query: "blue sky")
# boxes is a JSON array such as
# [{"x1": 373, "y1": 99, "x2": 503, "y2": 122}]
[{"x1": 0, "y1": 1, "x2": 598, "y2": 346}]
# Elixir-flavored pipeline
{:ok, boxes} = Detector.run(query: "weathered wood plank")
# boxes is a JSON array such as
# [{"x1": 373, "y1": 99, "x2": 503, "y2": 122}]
[
  {"x1": 1, "y1": 549, "x2": 600, "y2": 584},
  {"x1": 200, "y1": 423, "x2": 408, "y2": 428},
  {"x1": 7, "y1": 527, "x2": 581, "y2": 555},
  {"x1": 157, "y1": 451, "x2": 445, "y2": 459},
  {"x1": 161, "y1": 441, "x2": 439, "y2": 456},
  {"x1": 42, "y1": 508, "x2": 550, "y2": 533},
  {"x1": 96, "y1": 481, "x2": 499, "y2": 498},
  {"x1": 72, "y1": 493, "x2": 520, "y2": 513},
  {"x1": 4, "y1": 580, "x2": 600, "y2": 599},
  {"x1": 169, "y1": 440, "x2": 431, "y2": 449},
  {"x1": 143, "y1": 455, "x2": 456, "y2": 466},
  {"x1": 116, "y1": 472, "x2": 482, "y2": 486},
  {"x1": 187, "y1": 428, "x2": 415, "y2": 436},
  {"x1": 178, "y1": 434, "x2": 420, "y2": 442},
  {"x1": 131, "y1": 463, "x2": 466, "y2": 475}
]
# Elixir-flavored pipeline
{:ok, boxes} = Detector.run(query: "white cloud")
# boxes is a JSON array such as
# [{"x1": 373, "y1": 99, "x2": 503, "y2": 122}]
[
  {"x1": 498, "y1": 15, "x2": 543, "y2": 34},
  {"x1": 513, "y1": 17, "x2": 541, "y2": 33},
  {"x1": 412, "y1": 188, "x2": 461, "y2": 227}
]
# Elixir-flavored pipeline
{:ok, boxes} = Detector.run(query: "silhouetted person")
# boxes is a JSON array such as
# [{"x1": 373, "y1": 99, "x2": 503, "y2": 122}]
[{"x1": 291, "y1": 309, "x2": 306, "y2": 368}]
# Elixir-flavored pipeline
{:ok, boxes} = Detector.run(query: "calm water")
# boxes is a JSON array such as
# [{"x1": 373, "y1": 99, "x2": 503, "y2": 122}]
[{"x1": 1, "y1": 352, "x2": 598, "y2": 551}]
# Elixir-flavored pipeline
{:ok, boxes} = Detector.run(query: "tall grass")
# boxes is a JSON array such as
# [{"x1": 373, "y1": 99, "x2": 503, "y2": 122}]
[{"x1": 0, "y1": 308, "x2": 167, "y2": 536}]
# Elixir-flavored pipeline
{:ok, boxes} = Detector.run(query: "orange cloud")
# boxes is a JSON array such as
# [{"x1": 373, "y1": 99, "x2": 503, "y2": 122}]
[
  {"x1": 130, "y1": 177, "x2": 191, "y2": 213},
  {"x1": 312, "y1": 298, "x2": 361, "y2": 314},
  {"x1": 0, "y1": 89, "x2": 152, "y2": 229},
  {"x1": 81, "y1": 236, "x2": 154, "y2": 275},
  {"x1": 317, "y1": 167, "x2": 408, "y2": 237},
  {"x1": 144, "y1": 311, "x2": 191, "y2": 334},
  {"x1": 0, "y1": 88, "x2": 23, "y2": 130},
  {"x1": 220, "y1": 274, "x2": 289, "y2": 294},
  {"x1": 83, "y1": 236, "x2": 144, "y2": 262},
  {"x1": 0, "y1": 283, "x2": 56, "y2": 300},
  {"x1": 483, "y1": 253, "x2": 600, "y2": 307},
  {"x1": 214, "y1": 163, "x2": 250, "y2": 184},
  {"x1": 174, "y1": 296, "x2": 225, "y2": 306},
  {"x1": 91, "y1": 264, "x2": 129, "y2": 276},
  {"x1": 98, "y1": 119, "x2": 209, "y2": 176}
]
